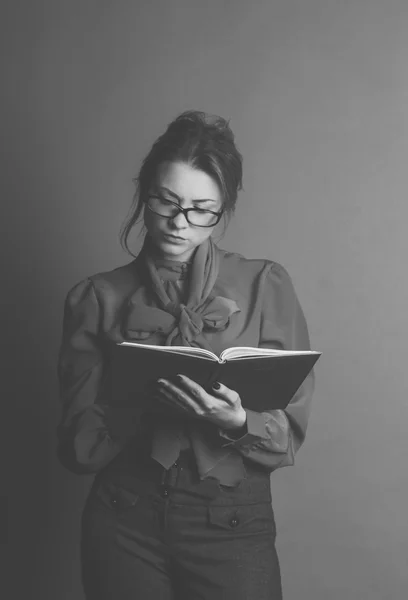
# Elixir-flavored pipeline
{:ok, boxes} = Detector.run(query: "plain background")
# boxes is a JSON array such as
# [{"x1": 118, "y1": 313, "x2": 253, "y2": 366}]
[{"x1": 3, "y1": 0, "x2": 408, "y2": 598}]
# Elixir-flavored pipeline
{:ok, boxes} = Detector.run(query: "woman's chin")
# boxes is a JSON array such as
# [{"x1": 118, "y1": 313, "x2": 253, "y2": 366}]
[{"x1": 154, "y1": 239, "x2": 194, "y2": 261}]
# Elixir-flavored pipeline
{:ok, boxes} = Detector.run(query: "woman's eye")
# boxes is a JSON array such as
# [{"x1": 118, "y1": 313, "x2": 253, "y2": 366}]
[{"x1": 191, "y1": 205, "x2": 210, "y2": 211}]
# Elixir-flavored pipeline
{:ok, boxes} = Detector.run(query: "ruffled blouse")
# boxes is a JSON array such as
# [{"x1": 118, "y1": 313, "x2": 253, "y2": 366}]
[{"x1": 57, "y1": 244, "x2": 315, "y2": 486}]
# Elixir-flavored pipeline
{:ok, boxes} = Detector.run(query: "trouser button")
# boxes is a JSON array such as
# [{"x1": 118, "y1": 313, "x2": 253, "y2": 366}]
[{"x1": 230, "y1": 516, "x2": 239, "y2": 528}]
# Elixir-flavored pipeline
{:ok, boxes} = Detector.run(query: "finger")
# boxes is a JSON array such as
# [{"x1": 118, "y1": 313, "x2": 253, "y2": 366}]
[
  {"x1": 208, "y1": 380, "x2": 239, "y2": 404},
  {"x1": 157, "y1": 379, "x2": 202, "y2": 415},
  {"x1": 175, "y1": 374, "x2": 209, "y2": 404},
  {"x1": 149, "y1": 378, "x2": 182, "y2": 400},
  {"x1": 147, "y1": 378, "x2": 173, "y2": 395},
  {"x1": 152, "y1": 388, "x2": 191, "y2": 414},
  {"x1": 175, "y1": 375, "x2": 237, "y2": 411}
]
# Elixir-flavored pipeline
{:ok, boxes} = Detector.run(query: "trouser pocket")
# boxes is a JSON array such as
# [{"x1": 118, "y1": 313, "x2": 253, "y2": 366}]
[
  {"x1": 85, "y1": 479, "x2": 140, "y2": 513},
  {"x1": 207, "y1": 501, "x2": 276, "y2": 539}
]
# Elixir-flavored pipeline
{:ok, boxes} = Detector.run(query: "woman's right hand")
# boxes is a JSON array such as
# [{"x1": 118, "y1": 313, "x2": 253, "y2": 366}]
[{"x1": 145, "y1": 377, "x2": 186, "y2": 416}]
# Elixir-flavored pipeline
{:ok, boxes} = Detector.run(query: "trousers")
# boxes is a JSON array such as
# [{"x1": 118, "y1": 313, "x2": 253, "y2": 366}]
[{"x1": 81, "y1": 448, "x2": 282, "y2": 600}]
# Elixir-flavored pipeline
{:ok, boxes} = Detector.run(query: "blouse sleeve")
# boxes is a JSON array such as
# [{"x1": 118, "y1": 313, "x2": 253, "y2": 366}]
[
  {"x1": 219, "y1": 262, "x2": 315, "y2": 472},
  {"x1": 57, "y1": 278, "x2": 139, "y2": 474}
]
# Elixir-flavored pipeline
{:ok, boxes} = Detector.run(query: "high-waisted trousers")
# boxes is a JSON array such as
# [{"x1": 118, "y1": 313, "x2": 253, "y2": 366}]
[{"x1": 81, "y1": 447, "x2": 282, "y2": 600}]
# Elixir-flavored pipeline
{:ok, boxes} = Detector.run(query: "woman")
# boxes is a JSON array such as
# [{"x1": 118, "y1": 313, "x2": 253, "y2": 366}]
[{"x1": 57, "y1": 110, "x2": 315, "y2": 600}]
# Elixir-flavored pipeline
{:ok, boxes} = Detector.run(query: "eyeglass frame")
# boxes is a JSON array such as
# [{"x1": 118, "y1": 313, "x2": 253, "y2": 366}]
[{"x1": 145, "y1": 194, "x2": 224, "y2": 228}]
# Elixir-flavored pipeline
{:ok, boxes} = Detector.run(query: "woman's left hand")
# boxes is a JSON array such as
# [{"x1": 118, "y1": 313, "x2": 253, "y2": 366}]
[{"x1": 151, "y1": 374, "x2": 247, "y2": 432}]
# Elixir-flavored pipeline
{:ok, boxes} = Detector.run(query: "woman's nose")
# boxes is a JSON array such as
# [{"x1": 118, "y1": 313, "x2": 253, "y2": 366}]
[{"x1": 170, "y1": 210, "x2": 189, "y2": 227}]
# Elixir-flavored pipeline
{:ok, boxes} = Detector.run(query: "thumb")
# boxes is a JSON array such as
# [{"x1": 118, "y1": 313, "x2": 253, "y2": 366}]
[
  {"x1": 210, "y1": 380, "x2": 225, "y2": 395},
  {"x1": 209, "y1": 380, "x2": 240, "y2": 404}
]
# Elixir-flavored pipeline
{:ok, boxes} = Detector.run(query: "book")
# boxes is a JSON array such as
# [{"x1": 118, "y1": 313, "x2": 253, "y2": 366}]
[{"x1": 108, "y1": 342, "x2": 321, "y2": 413}]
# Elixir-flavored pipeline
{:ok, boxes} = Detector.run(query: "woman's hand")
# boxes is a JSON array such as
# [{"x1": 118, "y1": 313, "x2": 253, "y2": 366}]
[{"x1": 150, "y1": 374, "x2": 247, "y2": 432}]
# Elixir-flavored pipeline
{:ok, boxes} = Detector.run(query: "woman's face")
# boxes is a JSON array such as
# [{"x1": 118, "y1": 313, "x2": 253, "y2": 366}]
[{"x1": 143, "y1": 161, "x2": 223, "y2": 262}]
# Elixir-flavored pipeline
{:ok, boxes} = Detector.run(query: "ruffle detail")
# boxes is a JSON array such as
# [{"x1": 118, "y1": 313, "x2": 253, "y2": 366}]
[{"x1": 123, "y1": 294, "x2": 240, "y2": 346}]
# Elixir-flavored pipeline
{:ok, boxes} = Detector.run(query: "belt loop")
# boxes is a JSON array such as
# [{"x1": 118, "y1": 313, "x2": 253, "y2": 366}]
[
  {"x1": 160, "y1": 462, "x2": 179, "y2": 487},
  {"x1": 160, "y1": 466, "x2": 169, "y2": 485}
]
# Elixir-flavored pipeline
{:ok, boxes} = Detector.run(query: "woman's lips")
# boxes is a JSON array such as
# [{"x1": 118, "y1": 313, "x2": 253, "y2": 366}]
[{"x1": 163, "y1": 234, "x2": 186, "y2": 243}]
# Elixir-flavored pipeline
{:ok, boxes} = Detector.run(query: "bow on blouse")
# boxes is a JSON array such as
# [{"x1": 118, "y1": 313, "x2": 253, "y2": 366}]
[
  {"x1": 124, "y1": 295, "x2": 239, "y2": 348},
  {"x1": 123, "y1": 235, "x2": 240, "y2": 350}
]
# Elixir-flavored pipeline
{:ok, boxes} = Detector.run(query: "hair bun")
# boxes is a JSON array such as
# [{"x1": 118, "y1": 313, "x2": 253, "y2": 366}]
[{"x1": 173, "y1": 110, "x2": 234, "y2": 139}]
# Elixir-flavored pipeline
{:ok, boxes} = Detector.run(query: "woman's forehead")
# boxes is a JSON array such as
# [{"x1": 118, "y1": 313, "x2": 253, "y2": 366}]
[{"x1": 155, "y1": 161, "x2": 222, "y2": 203}]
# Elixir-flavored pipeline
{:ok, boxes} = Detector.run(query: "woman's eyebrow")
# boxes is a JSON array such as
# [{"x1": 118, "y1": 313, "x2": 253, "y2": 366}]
[{"x1": 158, "y1": 186, "x2": 217, "y2": 204}]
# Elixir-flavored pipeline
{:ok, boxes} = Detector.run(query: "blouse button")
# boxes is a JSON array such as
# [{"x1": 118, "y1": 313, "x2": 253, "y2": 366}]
[{"x1": 110, "y1": 495, "x2": 118, "y2": 507}]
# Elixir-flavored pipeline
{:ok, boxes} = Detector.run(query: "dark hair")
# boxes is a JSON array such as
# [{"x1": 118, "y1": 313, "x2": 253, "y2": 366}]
[{"x1": 120, "y1": 110, "x2": 243, "y2": 255}]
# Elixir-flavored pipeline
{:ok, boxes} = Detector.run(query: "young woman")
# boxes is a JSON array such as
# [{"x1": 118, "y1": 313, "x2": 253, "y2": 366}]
[{"x1": 57, "y1": 110, "x2": 315, "y2": 600}]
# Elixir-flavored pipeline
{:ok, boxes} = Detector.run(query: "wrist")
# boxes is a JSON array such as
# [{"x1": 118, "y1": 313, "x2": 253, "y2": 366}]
[
  {"x1": 235, "y1": 409, "x2": 247, "y2": 429},
  {"x1": 222, "y1": 411, "x2": 247, "y2": 438}
]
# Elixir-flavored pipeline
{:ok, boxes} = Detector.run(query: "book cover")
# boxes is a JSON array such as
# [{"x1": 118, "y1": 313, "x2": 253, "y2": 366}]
[{"x1": 107, "y1": 342, "x2": 320, "y2": 414}]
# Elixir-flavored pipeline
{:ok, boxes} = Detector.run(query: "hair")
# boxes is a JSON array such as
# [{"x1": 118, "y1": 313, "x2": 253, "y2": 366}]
[{"x1": 120, "y1": 110, "x2": 243, "y2": 256}]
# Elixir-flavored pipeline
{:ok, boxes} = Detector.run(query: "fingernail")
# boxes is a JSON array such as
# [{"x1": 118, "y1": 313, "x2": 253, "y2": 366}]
[{"x1": 212, "y1": 381, "x2": 221, "y2": 390}]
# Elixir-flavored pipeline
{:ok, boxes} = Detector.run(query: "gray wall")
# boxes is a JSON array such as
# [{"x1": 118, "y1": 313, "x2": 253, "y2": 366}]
[{"x1": 3, "y1": 1, "x2": 408, "y2": 598}]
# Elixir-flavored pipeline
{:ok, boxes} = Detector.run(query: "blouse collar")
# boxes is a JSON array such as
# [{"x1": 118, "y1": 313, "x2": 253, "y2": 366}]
[{"x1": 153, "y1": 257, "x2": 192, "y2": 281}]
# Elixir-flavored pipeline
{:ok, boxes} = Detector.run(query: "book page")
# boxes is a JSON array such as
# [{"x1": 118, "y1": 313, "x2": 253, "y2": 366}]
[
  {"x1": 220, "y1": 346, "x2": 320, "y2": 361},
  {"x1": 119, "y1": 341, "x2": 217, "y2": 361}
]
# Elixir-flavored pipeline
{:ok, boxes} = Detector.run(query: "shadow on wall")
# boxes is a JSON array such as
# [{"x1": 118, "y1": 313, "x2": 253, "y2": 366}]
[{"x1": 7, "y1": 257, "x2": 91, "y2": 599}]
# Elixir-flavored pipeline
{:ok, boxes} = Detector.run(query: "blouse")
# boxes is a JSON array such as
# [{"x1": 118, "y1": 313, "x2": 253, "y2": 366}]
[{"x1": 57, "y1": 247, "x2": 315, "y2": 481}]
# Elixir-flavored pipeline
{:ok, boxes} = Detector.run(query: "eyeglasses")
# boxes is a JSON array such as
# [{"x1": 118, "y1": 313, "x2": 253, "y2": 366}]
[{"x1": 146, "y1": 194, "x2": 223, "y2": 227}]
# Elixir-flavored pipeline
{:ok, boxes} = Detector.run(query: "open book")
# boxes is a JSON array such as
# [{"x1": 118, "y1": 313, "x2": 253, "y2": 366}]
[{"x1": 108, "y1": 342, "x2": 321, "y2": 413}]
